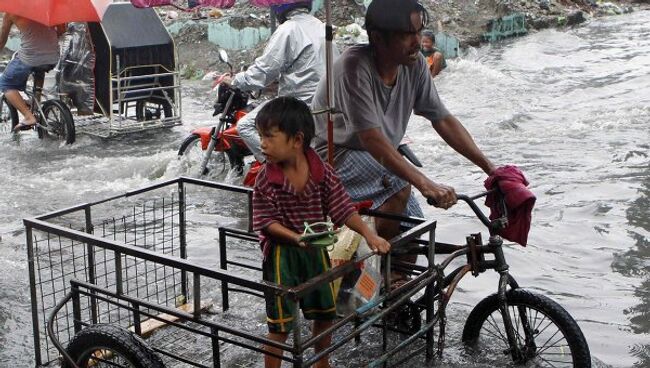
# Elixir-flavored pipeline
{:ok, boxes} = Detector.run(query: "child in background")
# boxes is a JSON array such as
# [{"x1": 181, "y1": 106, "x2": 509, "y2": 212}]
[
  {"x1": 421, "y1": 30, "x2": 446, "y2": 78},
  {"x1": 252, "y1": 96, "x2": 390, "y2": 368}
]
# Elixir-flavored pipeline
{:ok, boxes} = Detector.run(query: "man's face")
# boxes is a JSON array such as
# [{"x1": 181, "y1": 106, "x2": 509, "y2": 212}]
[{"x1": 380, "y1": 12, "x2": 424, "y2": 66}]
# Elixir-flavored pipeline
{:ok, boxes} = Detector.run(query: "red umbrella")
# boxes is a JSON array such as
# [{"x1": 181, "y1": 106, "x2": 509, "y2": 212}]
[{"x1": 0, "y1": 0, "x2": 112, "y2": 27}]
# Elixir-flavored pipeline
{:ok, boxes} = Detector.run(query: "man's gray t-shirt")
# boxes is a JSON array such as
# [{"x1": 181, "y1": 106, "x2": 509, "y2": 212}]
[{"x1": 312, "y1": 44, "x2": 450, "y2": 160}]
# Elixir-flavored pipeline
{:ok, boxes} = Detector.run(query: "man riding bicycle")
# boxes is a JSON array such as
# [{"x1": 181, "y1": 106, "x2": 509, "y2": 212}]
[
  {"x1": 311, "y1": 0, "x2": 496, "y2": 278},
  {"x1": 0, "y1": 14, "x2": 60, "y2": 131}
]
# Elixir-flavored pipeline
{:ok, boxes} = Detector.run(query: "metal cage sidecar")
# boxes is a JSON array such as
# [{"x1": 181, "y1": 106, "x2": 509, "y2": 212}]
[{"x1": 60, "y1": 3, "x2": 182, "y2": 137}]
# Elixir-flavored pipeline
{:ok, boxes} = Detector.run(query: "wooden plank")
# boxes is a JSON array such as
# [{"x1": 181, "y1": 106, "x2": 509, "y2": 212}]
[{"x1": 129, "y1": 300, "x2": 213, "y2": 338}]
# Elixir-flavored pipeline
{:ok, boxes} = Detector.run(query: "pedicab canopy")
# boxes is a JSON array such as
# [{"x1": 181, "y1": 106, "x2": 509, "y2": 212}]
[{"x1": 88, "y1": 3, "x2": 176, "y2": 114}]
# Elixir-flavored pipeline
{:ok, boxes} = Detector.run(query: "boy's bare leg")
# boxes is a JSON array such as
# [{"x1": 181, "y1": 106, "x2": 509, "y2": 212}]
[
  {"x1": 313, "y1": 320, "x2": 334, "y2": 368},
  {"x1": 264, "y1": 332, "x2": 288, "y2": 368}
]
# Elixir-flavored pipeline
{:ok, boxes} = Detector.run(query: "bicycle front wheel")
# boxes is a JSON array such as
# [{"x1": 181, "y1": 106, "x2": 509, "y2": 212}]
[
  {"x1": 462, "y1": 289, "x2": 591, "y2": 367},
  {"x1": 38, "y1": 99, "x2": 75, "y2": 144},
  {"x1": 0, "y1": 96, "x2": 18, "y2": 133}
]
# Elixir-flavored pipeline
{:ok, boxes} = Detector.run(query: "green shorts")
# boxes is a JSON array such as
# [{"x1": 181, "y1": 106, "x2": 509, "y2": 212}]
[{"x1": 263, "y1": 243, "x2": 337, "y2": 333}]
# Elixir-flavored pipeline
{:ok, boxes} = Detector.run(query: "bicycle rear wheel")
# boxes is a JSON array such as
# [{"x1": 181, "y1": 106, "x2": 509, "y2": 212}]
[
  {"x1": 38, "y1": 99, "x2": 75, "y2": 144},
  {"x1": 462, "y1": 289, "x2": 591, "y2": 367},
  {"x1": 1, "y1": 96, "x2": 18, "y2": 133}
]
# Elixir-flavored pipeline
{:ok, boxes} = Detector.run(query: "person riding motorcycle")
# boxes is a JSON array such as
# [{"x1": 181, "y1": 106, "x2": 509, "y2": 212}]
[{"x1": 222, "y1": 1, "x2": 336, "y2": 164}]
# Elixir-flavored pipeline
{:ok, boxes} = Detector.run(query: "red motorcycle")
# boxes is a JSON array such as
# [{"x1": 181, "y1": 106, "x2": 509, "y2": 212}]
[{"x1": 177, "y1": 52, "x2": 263, "y2": 186}]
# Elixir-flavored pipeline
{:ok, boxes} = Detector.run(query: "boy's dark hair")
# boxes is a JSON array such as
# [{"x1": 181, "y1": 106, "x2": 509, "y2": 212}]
[
  {"x1": 421, "y1": 29, "x2": 435, "y2": 42},
  {"x1": 255, "y1": 96, "x2": 315, "y2": 150}
]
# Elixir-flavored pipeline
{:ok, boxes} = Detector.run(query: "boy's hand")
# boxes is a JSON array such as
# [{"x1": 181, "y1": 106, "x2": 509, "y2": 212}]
[
  {"x1": 294, "y1": 233, "x2": 308, "y2": 248},
  {"x1": 366, "y1": 234, "x2": 391, "y2": 254}
]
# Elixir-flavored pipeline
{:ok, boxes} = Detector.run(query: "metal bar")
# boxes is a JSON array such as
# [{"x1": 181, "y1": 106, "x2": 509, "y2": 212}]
[
  {"x1": 32, "y1": 178, "x2": 182, "y2": 220},
  {"x1": 84, "y1": 206, "x2": 98, "y2": 325},
  {"x1": 212, "y1": 327, "x2": 221, "y2": 368},
  {"x1": 70, "y1": 280, "x2": 294, "y2": 353},
  {"x1": 132, "y1": 302, "x2": 142, "y2": 336},
  {"x1": 292, "y1": 298, "x2": 303, "y2": 368},
  {"x1": 24, "y1": 218, "x2": 286, "y2": 294},
  {"x1": 115, "y1": 251, "x2": 123, "y2": 295},
  {"x1": 219, "y1": 227, "x2": 230, "y2": 312},
  {"x1": 180, "y1": 176, "x2": 252, "y2": 194},
  {"x1": 193, "y1": 273, "x2": 201, "y2": 320},
  {"x1": 179, "y1": 181, "x2": 188, "y2": 302},
  {"x1": 426, "y1": 226, "x2": 436, "y2": 361},
  {"x1": 111, "y1": 71, "x2": 179, "y2": 81},
  {"x1": 369, "y1": 319, "x2": 437, "y2": 367},
  {"x1": 71, "y1": 284, "x2": 82, "y2": 334},
  {"x1": 26, "y1": 226, "x2": 43, "y2": 366}
]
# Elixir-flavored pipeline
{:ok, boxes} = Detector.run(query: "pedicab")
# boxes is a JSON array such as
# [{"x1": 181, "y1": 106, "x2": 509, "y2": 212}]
[
  {"x1": 0, "y1": 2, "x2": 182, "y2": 142},
  {"x1": 22, "y1": 1, "x2": 590, "y2": 367}
]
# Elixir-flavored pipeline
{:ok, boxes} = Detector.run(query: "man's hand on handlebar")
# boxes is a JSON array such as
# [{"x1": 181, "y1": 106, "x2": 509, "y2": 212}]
[{"x1": 420, "y1": 180, "x2": 457, "y2": 209}]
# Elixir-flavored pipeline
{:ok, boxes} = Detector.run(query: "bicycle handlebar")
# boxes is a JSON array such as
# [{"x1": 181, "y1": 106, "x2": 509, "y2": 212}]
[{"x1": 427, "y1": 190, "x2": 508, "y2": 232}]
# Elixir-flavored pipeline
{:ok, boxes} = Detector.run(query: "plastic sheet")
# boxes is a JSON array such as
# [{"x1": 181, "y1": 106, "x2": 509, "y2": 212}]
[{"x1": 57, "y1": 23, "x2": 96, "y2": 114}]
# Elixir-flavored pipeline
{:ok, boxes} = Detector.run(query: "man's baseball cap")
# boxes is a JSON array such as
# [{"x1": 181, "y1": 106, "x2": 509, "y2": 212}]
[{"x1": 364, "y1": 0, "x2": 429, "y2": 32}]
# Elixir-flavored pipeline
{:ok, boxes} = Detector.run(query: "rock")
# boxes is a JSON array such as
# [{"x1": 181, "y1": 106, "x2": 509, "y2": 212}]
[
  {"x1": 208, "y1": 9, "x2": 223, "y2": 18},
  {"x1": 566, "y1": 10, "x2": 586, "y2": 25},
  {"x1": 167, "y1": 10, "x2": 179, "y2": 20}
]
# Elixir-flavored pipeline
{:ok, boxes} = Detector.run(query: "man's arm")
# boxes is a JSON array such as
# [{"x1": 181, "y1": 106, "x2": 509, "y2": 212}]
[
  {"x1": 432, "y1": 115, "x2": 496, "y2": 175},
  {"x1": 0, "y1": 14, "x2": 14, "y2": 51},
  {"x1": 231, "y1": 25, "x2": 292, "y2": 91},
  {"x1": 358, "y1": 127, "x2": 457, "y2": 208}
]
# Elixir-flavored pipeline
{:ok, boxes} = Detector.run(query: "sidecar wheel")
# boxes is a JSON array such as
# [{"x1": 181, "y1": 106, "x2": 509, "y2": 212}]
[{"x1": 64, "y1": 324, "x2": 165, "y2": 368}]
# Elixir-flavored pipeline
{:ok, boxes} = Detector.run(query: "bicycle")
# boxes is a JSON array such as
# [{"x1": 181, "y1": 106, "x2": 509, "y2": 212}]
[
  {"x1": 372, "y1": 190, "x2": 591, "y2": 367},
  {"x1": 0, "y1": 62, "x2": 75, "y2": 144}
]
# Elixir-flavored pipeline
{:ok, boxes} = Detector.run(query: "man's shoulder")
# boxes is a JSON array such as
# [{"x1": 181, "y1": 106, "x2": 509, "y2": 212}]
[{"x1": 337, "y1": 45, "x2": 372, "y2": 71}]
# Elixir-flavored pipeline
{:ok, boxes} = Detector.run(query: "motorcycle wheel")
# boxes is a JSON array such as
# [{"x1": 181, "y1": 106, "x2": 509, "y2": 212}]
[{"x1": 177, "y1": 133, "x2": 227, "y2": 176}]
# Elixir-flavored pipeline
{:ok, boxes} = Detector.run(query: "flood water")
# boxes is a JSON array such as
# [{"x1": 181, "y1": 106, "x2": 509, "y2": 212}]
[{"x1": 1, "y1": 10, "x2": 648, "y2": 367}]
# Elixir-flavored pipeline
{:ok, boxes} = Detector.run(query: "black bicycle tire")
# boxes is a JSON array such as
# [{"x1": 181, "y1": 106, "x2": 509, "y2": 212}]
[
  {"x1": 64, "y1": 324, "x2": 165, "y2": 368},
  {"x1": 39, "y1": 99, "x2": 76, "y2": 144},
  {"x1": 1, "y1": 96, "x2": 19, "y2": 131},
  {"x1": 135, "y1": 98, "x2": 173, "y2": 121},
  {"x1": 462, "y1": 288, "x2": 591, "y2": 367}
]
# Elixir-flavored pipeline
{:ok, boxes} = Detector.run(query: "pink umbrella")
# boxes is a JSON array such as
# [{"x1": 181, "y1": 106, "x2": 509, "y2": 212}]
[
  {"x1": 131, "y1": 0, "x2": 336, "y2": 164},
  {"x1": 0, "y1": 0, "x2": 112, "y2": 26}
]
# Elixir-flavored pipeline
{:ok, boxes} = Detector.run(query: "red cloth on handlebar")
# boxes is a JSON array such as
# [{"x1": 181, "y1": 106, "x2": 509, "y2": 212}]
[{"x1": 484, "y1": 165, "x2": 536, "y2": 246}]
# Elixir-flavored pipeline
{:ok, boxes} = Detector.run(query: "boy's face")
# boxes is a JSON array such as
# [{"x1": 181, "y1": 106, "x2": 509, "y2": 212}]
[
  {"x1": 421, "y1": 36, "x2": 434, "y2": 52},
  {"x1": 258, "y1": 126, "x2": 303, "y2": 165}
]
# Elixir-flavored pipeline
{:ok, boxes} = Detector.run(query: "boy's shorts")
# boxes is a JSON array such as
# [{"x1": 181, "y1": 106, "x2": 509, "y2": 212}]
[{"x1": 263, "y1": 244, "x2": 337, "y2": 333}]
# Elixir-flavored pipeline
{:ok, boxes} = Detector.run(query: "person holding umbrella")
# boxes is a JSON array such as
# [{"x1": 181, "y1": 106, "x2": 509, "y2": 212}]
[
  {"x1": 311, "y1": 0, "x2": 496, "y2": 282},
  {"x1": 0, "y1": 14, "x2": 61, "y2": 131}
]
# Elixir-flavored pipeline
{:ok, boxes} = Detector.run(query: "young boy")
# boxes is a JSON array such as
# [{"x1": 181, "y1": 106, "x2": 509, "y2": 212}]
[
  {"x1": 420, "y1": 30, "x2": 446, "y2": 78},
  {"x1": 252, "y1": 96, "x2": 391, "y2": 368}
]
